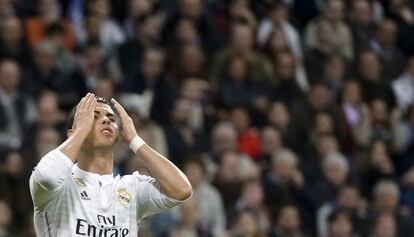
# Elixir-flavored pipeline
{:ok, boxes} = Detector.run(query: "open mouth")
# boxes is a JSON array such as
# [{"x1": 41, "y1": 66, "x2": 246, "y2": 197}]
[{"x1": 101, "y1": 127, "x2": 114, "y2": 136}]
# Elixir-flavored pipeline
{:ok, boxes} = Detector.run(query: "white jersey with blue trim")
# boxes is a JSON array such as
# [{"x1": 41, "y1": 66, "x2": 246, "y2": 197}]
[{"x1": 30, "y1": 149, "x2": 182, "y2": 237}]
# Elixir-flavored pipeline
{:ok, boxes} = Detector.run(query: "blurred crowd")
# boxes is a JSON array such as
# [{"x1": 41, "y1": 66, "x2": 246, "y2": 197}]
[{"x1": 1, "y1": 0, "x2": 414, "y2": 236}]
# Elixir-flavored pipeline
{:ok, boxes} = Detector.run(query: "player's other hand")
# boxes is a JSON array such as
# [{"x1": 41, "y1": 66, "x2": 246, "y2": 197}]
[
  {"x1": 73, "y1": 93, "x2": 96, "y2": 137},
  {"x1": 111, "y1": 98, "x2": 138, "y2": 144}
]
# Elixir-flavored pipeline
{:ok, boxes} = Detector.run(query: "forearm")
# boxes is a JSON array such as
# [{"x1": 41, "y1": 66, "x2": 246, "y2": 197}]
[
  {"x1": 135, "y1": 144, "x2": 192, "y2": 201},
  {"x1": 57, "y1": 130, "x2": 88, "y2": 163}
]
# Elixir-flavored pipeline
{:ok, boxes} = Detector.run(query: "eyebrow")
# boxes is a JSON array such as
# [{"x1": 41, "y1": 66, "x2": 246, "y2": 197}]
[{"x1": 94, "y1": 110, "x2": 116, "y2": 118}]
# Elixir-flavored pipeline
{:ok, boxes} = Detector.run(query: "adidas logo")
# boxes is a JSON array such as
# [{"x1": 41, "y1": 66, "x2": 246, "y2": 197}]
[{"x1": 80, "y1": 191, "x2": 91, "y2": 200}]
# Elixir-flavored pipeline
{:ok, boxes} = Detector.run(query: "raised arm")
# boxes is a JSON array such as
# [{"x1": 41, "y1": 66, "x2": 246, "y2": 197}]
[
  {"x1": 58, "y1": 93, "x2": 97, "y2": 161},
  {"x1": 111, "y1": 98, "x2": 192, "y2": 201},
  {"x1": 30, "y1": 93, "x2": 96, "y2": 208}
]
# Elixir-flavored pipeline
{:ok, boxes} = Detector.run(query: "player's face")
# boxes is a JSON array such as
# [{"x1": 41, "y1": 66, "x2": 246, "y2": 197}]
[{"x1": 84, "y1": 103, "x2": 120, "y2": 149}]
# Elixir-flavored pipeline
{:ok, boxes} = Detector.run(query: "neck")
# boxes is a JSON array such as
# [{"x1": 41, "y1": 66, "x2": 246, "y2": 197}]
[{"x1": 77, "y1": 148, "x2": 114, "y2": 175}]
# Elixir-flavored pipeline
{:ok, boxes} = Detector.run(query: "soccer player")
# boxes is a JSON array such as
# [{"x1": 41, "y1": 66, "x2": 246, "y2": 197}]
[{"x1": 29, "y1": 93, "x2": 193, "y2": 236}]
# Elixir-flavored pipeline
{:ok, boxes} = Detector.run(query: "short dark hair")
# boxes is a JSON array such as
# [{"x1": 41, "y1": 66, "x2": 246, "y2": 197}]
[{"x1": 66, "y1": 96, "x2": 113, "y2": 130}]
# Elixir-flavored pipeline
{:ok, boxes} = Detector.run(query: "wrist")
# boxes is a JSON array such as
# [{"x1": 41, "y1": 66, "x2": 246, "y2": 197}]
[{"x1": 129, "y1": 136, "x2": 146, "y2": 153}]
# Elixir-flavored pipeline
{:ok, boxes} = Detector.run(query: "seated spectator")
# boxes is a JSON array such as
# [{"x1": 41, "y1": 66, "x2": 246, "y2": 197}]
[
  {"x1": 348, "y1": 0, "x2": 376, "y2": 52},
  {"x1": 257, "y1": 126, "x2": 283, "y2": 168},
  {"x1": 308, "y1": 152, "x2": 351, "y2": 210},
  {"x1": 228, "y1": 209, "x2": 266, "y2": 237},
  {"x1": 170, "y1": 198, "x2": 213, "y2": 237},
  {"x1": 0, "y1": 200, "x2": 14, "y2": 236},
  {"x1": 327, "y1": 210, "x2": 357, "y2": 237},
  {"x1": 262, "y1": 149, "x2": 305, "y2": 216},
  {"x1": 229, "y1": 179, "x2": 271, "y2": 233},
  {"x1": 370, "y1": 180, "x2": 414, "y2": 237},
  {"x1": 0, "y1": 59, "x2": 36, "y2": 152},
  {"x1": 0, "y1": 16, "x2": 32, "y2": 67},
  {"x1": 183, "y1": 158, "x2": 226, "y2": 237},
  {"x1": 229, "y1": 107, "x2": 261, "y2": 158},
  {"x1": 369, "y1": 213, "x2": 397, "y2": 237},
  {"x1": 269, "y1": 204, "x2": 306, "y2": 237},
  {"x1": 357, "y1": 50, "x2": 395, "y2": 106},
  {"x1": 369, "y1": 19, "x2": 405, "y2": 80},
  {"x1": 317, "y1": 185, "x2": 368, "y2": 237},
  {"x1": 304, "y1": 0, "x2": 353, "y2": 60},
  {"x1": 392, "y1": 56, "x2": 414, "y2": 112},
  {"x1": 25, "y1": 0, "x2": 75, "y2": 50},
  {"x1": 401, "y1": 165, "x2": 414, "y2": 217},
  {"x1": 213, "y1": 151, "x2": 258, "y2": 210},
  {"x1": 217, "y1": 52, "x2": 268, "y2": 110}
]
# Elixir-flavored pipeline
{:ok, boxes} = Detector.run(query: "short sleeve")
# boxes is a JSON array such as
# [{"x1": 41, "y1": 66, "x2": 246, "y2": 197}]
[{"x1": 133, "y1": 172, "x2": 183, "y2": 219}]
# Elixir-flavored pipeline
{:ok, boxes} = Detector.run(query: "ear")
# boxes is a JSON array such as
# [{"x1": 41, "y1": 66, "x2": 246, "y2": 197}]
[{"x1": 67, "y1": 128, "x2": 74, "y2": 138}]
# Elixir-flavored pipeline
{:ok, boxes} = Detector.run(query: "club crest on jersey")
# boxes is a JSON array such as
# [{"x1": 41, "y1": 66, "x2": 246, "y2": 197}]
[
  {"x1": 117, "y1": 188, "x2": 131, "y2": 206},
  {"x1": 74, "y1": 178, "x2": 86, "y2": 187}
]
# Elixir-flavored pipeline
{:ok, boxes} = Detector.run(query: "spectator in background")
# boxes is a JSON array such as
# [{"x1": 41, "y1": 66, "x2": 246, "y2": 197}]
[
  {"x1": 0, "y1": 150, "x2": 32, "y2": 229},
  {"x1": 75, "y1": 0, "x2": 125, "y2": 53},
  {"x1": 0, "y1": 200, "x2": 14, "y2": 236},
  {"x1": 164, "y1": 97, "x2": 204, "y2": 167},
  {"x1": 75, "y1": 40, "x2": 119, "y2": 93},
  {"x1": 123, "y1": 0, "x2": 157, "y2": 38},
  {"x1": 269, "y1": 204, "x2": 306, "y2": 237},
  {"x1": 319, "y1": 54, "x2": 347, "y2": 99},
  {"x1": 262, "y1": 149, "x2": 305, "y2": 216},
  {"x1": 267, "y1": 101, "x2": 300, "y2": 151},
  {"x1": 229, "y1": 107, "x2": 261, "y2": 158},
  {"x1": 257, "y1": 3, "x2": 308, "y2": 91},
  {"x1": 360, "y1": 140, "x2": 396, "y2": 196},
  {"x1": 210, "y1": 22, "x2": 272, "y2": 84},
  {"x1": 169, "y1": 43, "x2": 206, "y2": 83},
  {"x1": 0, "y1": 16, "x2": 32, "y2": 67},
  {"x1": 217, "y1": 53, "x2": 267, "y2": 110},
  {"x1": 348, "y1": 0, "x2": 376, "y2": 52},
  {"x1": 170, "y1": 198, "x2": 213, "y2": 237},
  {"x1": 119, "y1": 12, "x2": 165, "y2": 82},
  {"x1": 339, "y1": 80, "x2": 364, "y2": 153},
  {"x1": 308, "y1": 152, "x2": 351, "y2": 211},
  {"x1": 353, "y1": 97, "x2": 404, "y2": 152},
  {"x1": 369, "y1": 19, "x2": 405, "y2": 80},
  {"x1": 271, "y1": 51, "x2": 304, "y2": 107},
  {"x1": 257, "y1": 126, "x2": 283, "y2": 168},
  {"x1": 162, "y1": 0, "x2": 219, "y2": 52},
  {"x1": 326, "y1": 210, "x2": 356, "y2": 237},
  {"x1": 228, "y1": 209, "x2": 266, "y2": 237},
  {"x1": 369, "y1": 213, "x2": 397, "y2": 237},
  {"x1": 213, "y1": 150, "x2": 258, "y2": 210},
  {"x1": 0, "y1": 59, "x2": 36, "y2": 152},
  {"x1": 400, "y1": 165, "x2": 414, "y2": 216},
  {"x1": 183, "y1": 158, "x2": 226, "y2": 237},
  {"x1": 357, "y1": 50, "x2": 395, "y2": 106},
  {"x1": 304, "y1": 0, "x2": 354, "y2": 60},
  {"x1": 24, "y1": 40, "x2": 85, "y2": 110},
  {"x1": 229, "y1": 179, "x2": 271, "y2": 233},
  {"x1": 25, "y1": 0, "x2": 75, "y2": 50},
  {"x1": 317, "y1": 185, "x2": 368, "y2": 237},
  {"x1": 371, "y1": 180, "x2": 414, "y2": 237},
  {"x1": 392, "y1": 56, "x2": 414, "y2": 112}
]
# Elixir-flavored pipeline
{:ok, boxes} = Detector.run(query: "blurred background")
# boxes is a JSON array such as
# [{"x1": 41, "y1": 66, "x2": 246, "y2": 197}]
[{"x1": 1, "y1": 0, "x2": 414, "y2": 236}]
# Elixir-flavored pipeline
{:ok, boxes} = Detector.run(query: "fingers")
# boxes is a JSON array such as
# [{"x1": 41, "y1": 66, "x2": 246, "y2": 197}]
[{"x1": 111, "y1": 98, "x2": 128, "y2": 119}]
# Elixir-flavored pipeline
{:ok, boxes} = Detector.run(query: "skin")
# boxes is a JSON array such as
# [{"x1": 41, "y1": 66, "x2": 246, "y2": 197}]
[{"x1": 58, "y1": 93, "x2": 192, "y2": 201}]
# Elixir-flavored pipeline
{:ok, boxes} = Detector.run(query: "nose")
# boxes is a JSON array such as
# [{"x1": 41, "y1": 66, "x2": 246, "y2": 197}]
[{"x1": 102, "y1": 116, "x2": 110, "y2": 124}]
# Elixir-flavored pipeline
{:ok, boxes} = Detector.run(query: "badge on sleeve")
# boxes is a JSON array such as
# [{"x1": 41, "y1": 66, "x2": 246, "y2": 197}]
[
  {"x1": 117, "y1": 188, "x2": 132, "y2": 206},
  {"x1": 74, "y1": 178, "x2": 86, "y2": 187}
]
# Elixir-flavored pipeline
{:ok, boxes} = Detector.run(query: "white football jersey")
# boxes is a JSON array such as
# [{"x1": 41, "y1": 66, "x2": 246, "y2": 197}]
[{"x1": 30, "y1": 149, "x2": 182, "y2": 237}]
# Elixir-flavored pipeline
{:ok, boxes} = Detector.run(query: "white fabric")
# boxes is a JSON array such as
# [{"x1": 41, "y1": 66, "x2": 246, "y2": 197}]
[
  {"x1": 30, "y1": 149, "x2": 182, "y2": 237},
  {"x1": 392, "y1": 72, "x2": 414, "y2": 112},
  {"x1": 129, "y1": 136, "x2": 146, "y2": 153}
]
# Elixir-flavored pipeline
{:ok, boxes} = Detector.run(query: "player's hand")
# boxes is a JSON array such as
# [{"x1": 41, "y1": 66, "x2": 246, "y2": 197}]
[
  {"x1": 111, "y1": 98, "x2": 138, "y2": 144},
  {"x1": 73, "y1": 93, "x2": 96, "y2": 137}
]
